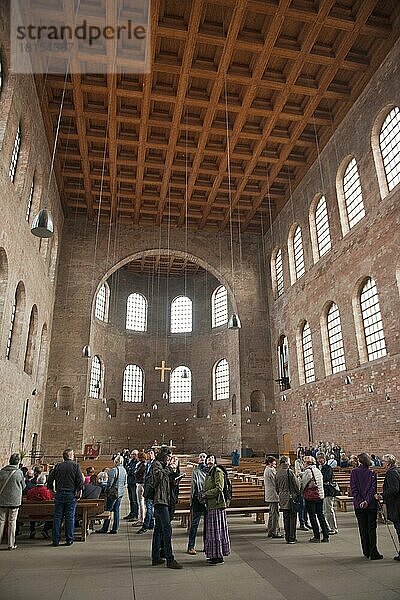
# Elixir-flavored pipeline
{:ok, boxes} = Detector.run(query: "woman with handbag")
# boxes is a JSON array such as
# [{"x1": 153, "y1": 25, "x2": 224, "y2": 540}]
[
  {"x1": 275, "y1": 456, "x2": 300, "y2": 544},
  {"x1": 96, "y1": 455, "x2": 127, "y2": 534},
  {"x1": 301, "y1": 456, "x2": 330, "y2": 542}
]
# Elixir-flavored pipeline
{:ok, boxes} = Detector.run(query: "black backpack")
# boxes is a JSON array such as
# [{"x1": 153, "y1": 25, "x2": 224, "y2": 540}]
[{"x1": 217, "y1": 465, "x2": 233, "y2": 506}]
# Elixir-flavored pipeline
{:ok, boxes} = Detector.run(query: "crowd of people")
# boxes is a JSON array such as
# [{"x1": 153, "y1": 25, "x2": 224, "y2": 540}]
[
  {"x1": 295, "y1": 441, "x2": 385, "y2": 468},
  {"x1": 0, "y1": 446, "x2": 398, "y2": 569}
]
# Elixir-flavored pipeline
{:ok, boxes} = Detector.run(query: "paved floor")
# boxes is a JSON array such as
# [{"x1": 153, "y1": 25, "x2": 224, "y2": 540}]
[{"x1": 0, "y1": 508, "x2": 399, "y2": 600}]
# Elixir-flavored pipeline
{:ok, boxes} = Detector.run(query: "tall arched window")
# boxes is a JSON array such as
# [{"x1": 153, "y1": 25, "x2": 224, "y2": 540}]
[
  {"x1": 95, "y1": 282, "x2": 110, "y2": 322},
  {"x1": 126, "y1": 293, "x2": 147, "y2": 331},
  {"x1": 343, "y1": 158, "x2": 365, "y2": 229},
  {"x1": 327, "y1": 303, "x2": 346, "y2": 373},
  {"x1": 123, "y1": 364, "x2": 144, "y2": 402},
  {"x1": 9, "y1": 124, "x2": 21, "y2": 182},
  {"x1": 171, "y1": 296, "x2": 192, "y2": 333},
  {"x1": 213, "y1": 358, "x2": 229, "y2": 401},
  {"x1": 170, "y1": 366, "x2": 192, "y2": 403},
  {"x1": 89, "y1": 355, "x2": 102, "y2": 398},
  {"x1": 301, "y1": 322, "x2": 315, "y2": 383},
  {"x1": 315, "y1": 196, "x2": 331, "y2": 258},
  {"x1": 379, "y1": 106, "x2": 400, "y2": 192},
  {"x1": 26, "y1": 177, "x2": 35, "y2": 222},
  {"x1": 293, "y1": 226, "x2": 305, "y2": 280},
  {"x1": 360, "y1": 278, "x2": 387, "y2": 361},
  {"x1": 212, "y1": 285, "x2": 228, "y2": 328},
  {"x1": 277, "y1": 335, "x2": 290, "y2": 390},
  {"x1": 24, "y1": 305, "x2": 38, "y2": 375},
  {"x1": 275, "y1": 248, "x2": 284, "y2": 297},
  {"x1": 0, "y1": 247, "x2": 8, "y2": 329},
  {"x1": 6, "y1": 282, "x2": 26, "y2": 361}
]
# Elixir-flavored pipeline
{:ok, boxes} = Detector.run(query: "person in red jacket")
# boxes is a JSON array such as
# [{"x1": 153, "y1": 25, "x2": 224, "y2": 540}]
[{"x1": 26, "y1": 473, "x2": 54, "y2": 539}]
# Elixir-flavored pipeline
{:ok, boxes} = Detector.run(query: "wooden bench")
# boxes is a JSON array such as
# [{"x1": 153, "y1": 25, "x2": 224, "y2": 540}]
[{"x1": 19, "y1": 499, "x2": 110, "y2": 542}]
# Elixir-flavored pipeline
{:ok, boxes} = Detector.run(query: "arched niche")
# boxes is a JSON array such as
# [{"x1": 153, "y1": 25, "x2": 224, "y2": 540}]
[
  {"x1": 196, "y1": 399, "x2": 207, "y2": 419},
  {"x1": 250, "y1": 390, "x2": 265, "y2": 412},
  {"x1": 57, "y1": 386, "x2": 74, "y2": 411},
  {"x1": 231, "y1": 394, "x2": 237, "y2": 415},
  {"x1": 107, "y1": 398, "x2": 117, "y2": 418}
]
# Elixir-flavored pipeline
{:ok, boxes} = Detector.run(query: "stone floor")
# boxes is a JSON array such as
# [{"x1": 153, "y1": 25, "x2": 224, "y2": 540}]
[{"x1": 0, "y1": 507, "x2": 399, "y2": 600}]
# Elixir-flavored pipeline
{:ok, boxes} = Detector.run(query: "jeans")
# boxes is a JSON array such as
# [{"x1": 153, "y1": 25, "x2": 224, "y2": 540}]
[
  {"x1": 283, "y1": 509, "x2": 296, "y2": 542},
  {"x1": 0, "y1": 507, "x2": 19, "y2": 548},
  {"x1": 355, "y1": 508, "x2": 380, "y2": 558},
  {"x1": 53, "y1": 491, "x2": 77, "y2": 544},
  {"x1": 188, "y1": 508, "x2": 206, "y2": 550},
  {"x1": 306, "y1": 499, "x2": 330, "y2": 540},
  {"x1": 266, "y1": 502, "x2": 280, "y2": 535},
  {"x1": 127, "y1": 483, "x2": 138, "y2": 518},
  {"x1": 143, "y1": 499, "x2": 154, "y2": 529},
  {"x1": 152, "y1": 504, "x2": 174, "y2": 562},
  {"x1": 100, "y1": 496, "x2": 122, "y2": 533},
  {"x1": 297, "y1": 495, "x2": 309, "y2": 527},
  {"x1": 323, "y1": 496, "x2": 338, "y2": 531}
]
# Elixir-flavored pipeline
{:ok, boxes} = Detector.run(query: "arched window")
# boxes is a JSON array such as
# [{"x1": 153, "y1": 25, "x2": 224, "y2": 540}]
[
  {"x1": 277, "y1": 335, "x2": 290, "y2": 390},
  {"x1": 9, "y1": 123, "x2": 21, "y2": 182},
  {"x1": 24, "y1": 305, "x2": 38, "y2": 375},
  {"x1": 170, "y1": 366, "x2": 192, "y2": 403},
  {"x1": 6, "y1": 282, "x2": 25, "y2": 361},
  {"x1": 123, "y1": 364, "x2": 144, "y2": 402},
  {"x1": 212, "y1": 285, "x2": 228, "y2": 328},
  {"x1": 213, "y1": 359, "x2": 229, "y2": 401},
  {"x1": 36, "y1": 324, "x2": 48, "y2": 388},
  {"x1": 0, "y1": 248, "x2": 8, "y2": 328},
  {"x1": 301, "y1": 322, "x2": 315, "y2": 383},
  {"x1": 379, "y1": 106, "x2": 400, "y2": 192},
  {"x1": 26, "y1": 177, "x2": 35, "y2": 222},
  {"x1": 293, "y1": 226, "x2": 305, "y2": 280},
  {"x1": 171, "y1": 296, "x2": 192, "y2": 333},
  {"x1": 360, "y1": 278, "x2": 387, "y2": 361},
  {"x1": 327, "y1": 303, "x2": 346, "y2": 373},
  {"x1": 343, "y1": 158, "x2": 365, "y2": 229},
  {"x1": 95, "y1": 282, "x2": 110, "y2": 322},
  {"x1": 89, "y1": 355, "x2": 102, "y2": 398},
  {"x1": 275, "y1": 248, "x2": 284, "y2": 297},
  {"x1": 126, "y1": 293, "x2": 147, "y2": 331},
  {"x1": 314, "y1": 196, "x2": 331, "y2": 258}
]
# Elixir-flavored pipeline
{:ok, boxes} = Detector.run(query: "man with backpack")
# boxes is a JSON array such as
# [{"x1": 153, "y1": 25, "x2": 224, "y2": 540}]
[{"x1": 187, "y1": 452, "x2": 208, "y2": 555}]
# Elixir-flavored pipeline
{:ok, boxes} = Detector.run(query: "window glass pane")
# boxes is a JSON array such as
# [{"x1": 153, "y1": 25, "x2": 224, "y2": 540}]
[
  {"x1": 126, "y1": 293, "x2": 147, "y2": 331},
  {"x1": 379, "y1": 106, "x2": 400, "y2": 192},
  {"x1": 212, "y1": 286, "x2": 228, "y2": 327},
  {"x1": 123, "y1": 364, "x2": 144, "y2": 402},
  {"x1": 214, "y1": 358, "x2": 229, "y2": 400},
  {"x1": 315, "y1": 196, "x2": 331, "y2": 258},
  {"x1": 302, "y1": 322, "x2": 315, "y2": 383},
  {"x1": 5, "y1": 302, "x2": 16, "y2": 360},
  {"x1": 95, "y1": 283, "x2": 108, "y2": 321},
  {"x1": 343, "y1": 158, "x2": 365, "y2": 229},
  {"x1": 293, "y1": 226, "x2": 305, "y2": 279},
  {"x1": 26, "y1": 178, "x2": 34, "y2": 222},
  {"x1": 171, "y1": 296, "x2": 192, "y2": 333},
  {"x1": 89, "y1": 356, "x2": 101, "y2": 398},
  {"x1": 275, "y1": 249, "x2": 284, "y2": 296},
  {"x1": 170, "y1": 366, "x2": 191, "y2": 403},
  {"x1": 360, "y1": 278, "x2": 387, "y2": 361},
  {"x1": 9, "y1": 125, "x2": 21, "y2": 182},
  {"x1": 327, "y1": 303, "x2": 346, "y2": 373}
]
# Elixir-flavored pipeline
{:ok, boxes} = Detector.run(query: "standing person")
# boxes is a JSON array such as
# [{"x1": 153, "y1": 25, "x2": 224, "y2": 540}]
[
  {"x1": 301, "y1": 455, "x2": 330, "y2": 543},
  {"x1": 137, "y1": 449, "x2": 156, "y2": 534},
  {"x1": 96, "y1": 455, "x2": 127, "y2": 535},
  {"x1": 317, "y1": 452, "x2": 339, "y2": 534},
  {"x1": 294, "y1": 455, "x2": 309, "y2": 531},
  {"x1": 350, "y1": 452, "x2": 383, "y2": 560},
  {"x1": 123, "y1": 449, "x2": 139, "y2": 521},
  {"x1": 151, "y1": 448, "x2": 182, "y2": 569},
  {"x1": 275, "y1": 456, "x2": 300, "y2": 544},
  {"x1": 203, "y1": 454, "x2": 230, "y2": 565},
  {"x1": 187, "y1": 452, "x2": 208, "y2": 554},
  {"x1": 47, "y1": 448, "x2": 84, "y2": 547},
  {"x1": 134, "y1": 451, "x2": 147, "y2": 527},
  {"x1": 0, "y1": 453, "x2": 25, "y2": 550},
  {"x1": 379, "y1": 454, "x2": 400, "y2": 561},
  {"x1": 264, "y1": 455, "x2": 282, "y2": 538},
  {"x1": 231, "y1": 449, "x2": 240, "y2": 467}
]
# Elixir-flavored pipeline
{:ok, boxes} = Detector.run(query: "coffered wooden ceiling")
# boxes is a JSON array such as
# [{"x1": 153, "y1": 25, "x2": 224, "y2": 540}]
[
  {"x1": 122, "y1": 254, "x2": 205, "y2": 276},
  {"x1": 37, "y1": 0, "x2": 400, "y2": 233}
]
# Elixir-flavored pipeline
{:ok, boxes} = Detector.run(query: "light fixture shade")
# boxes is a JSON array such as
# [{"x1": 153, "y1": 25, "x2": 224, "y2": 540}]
[
  {"x1": 181, "y1": 368, "x2": 189, "y2": 379},
  {"x1": 31, "y1": 208, "x2": 54, "y2": 238},
  {"x1": 82, "y1": 345, "x2": 91, "y2": 358},
  {"x1": 162, "y1": 392, "x2": 168, "y2": 401},
  {"x1": 228, "y1": 313, "x2": 241, "y2": 329}
]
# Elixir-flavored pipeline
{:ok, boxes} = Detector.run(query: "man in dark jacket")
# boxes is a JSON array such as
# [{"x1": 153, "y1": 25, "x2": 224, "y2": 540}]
[
  {"x1": 0, "y1": 453, "x2": 25, "y2": 550},
  {"x1": 151, "y1": 448, "x2": 182, "y2": 569},
  {"x1": 379, "y1": 454, "x2": 400, "y2": 561},
  {"x1": 317, "y1": 452, "x2": 338, "y2": 534},
  {"x1": 47, "y1": 448, "x2": 84, "y2": 547},
  {"x1": 123, "y1": 449, "x2": 138, "y2": 521}
]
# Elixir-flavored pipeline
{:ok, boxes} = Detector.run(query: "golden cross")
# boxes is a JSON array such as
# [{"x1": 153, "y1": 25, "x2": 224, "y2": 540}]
[{"x1": 155, "y1": 360, "x2": 172, "y2": 383}]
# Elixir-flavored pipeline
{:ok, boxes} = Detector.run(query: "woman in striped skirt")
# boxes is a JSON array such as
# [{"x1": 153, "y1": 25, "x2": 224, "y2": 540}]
[{"x1": 203, "y1": 454, "x2": 230, "y2": 565}]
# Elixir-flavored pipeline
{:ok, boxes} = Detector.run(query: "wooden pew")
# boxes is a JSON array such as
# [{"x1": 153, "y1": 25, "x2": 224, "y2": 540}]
[{"x1": 18, "y1": 499, "x2": 110, "y2": 542}]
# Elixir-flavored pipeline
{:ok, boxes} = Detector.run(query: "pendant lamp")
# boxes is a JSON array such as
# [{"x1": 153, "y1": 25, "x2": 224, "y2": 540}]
[
  {"x1": 228, "y1": 313, "x2": 241, "y2": 330},
  {"x1": 82, "y1": 345, "x2": 91, "y2": 358},
  {"x1": 181, "y1": 368, "x2": 189, "y2": 379},
  {"x1": 31, "y1": 208, "x2": 54, "y2": 238}
]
